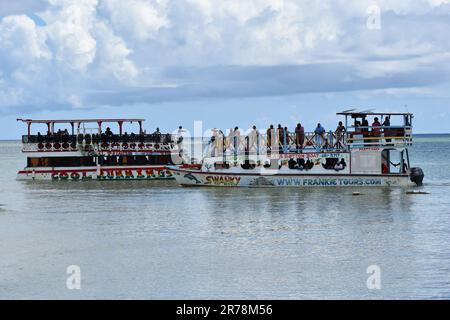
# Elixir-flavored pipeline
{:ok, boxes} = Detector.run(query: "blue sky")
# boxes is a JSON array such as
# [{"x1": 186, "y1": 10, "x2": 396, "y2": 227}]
[{"x1": 1, "y1": 0, "x2": 450, "y2": 138}]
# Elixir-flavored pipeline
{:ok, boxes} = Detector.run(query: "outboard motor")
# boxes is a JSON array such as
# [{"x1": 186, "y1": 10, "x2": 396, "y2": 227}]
[{"x1": 410, "y1": 167, "x2": 424, "y2": 186}]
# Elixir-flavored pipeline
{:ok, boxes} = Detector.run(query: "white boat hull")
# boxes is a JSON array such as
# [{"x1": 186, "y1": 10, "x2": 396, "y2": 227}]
[{"x1": 169, "y1": 167, "x2": 415, "y2": 187}]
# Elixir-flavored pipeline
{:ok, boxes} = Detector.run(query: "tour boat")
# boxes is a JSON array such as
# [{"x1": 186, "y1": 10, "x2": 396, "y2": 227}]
[
  {"x1": 169, "y1": 111, "x2": 424, "y2": 187},
  {"x1": 17, "y1": 118, "x2": 194, "y2": 181}
]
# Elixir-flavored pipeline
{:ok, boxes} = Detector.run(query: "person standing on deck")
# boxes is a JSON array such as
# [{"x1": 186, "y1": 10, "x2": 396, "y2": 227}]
[
  {"x1": 382, "y1": 116, "x2": 391, "y2": 145},
  {"x1": 295, "y1": 123, "x2": 305, "y2": 153},
  {"x1": 284, "y1": 126, "x2": 290, "y2": 152},
  {"x1": 362, "y1": 117, "x2": 369, "y2": 146},
  {"x1": 209, "y1": 128, "x2": 218, "y2": 156},
  {"x1": 277, "y1": 124, "x2": 284, "y2": 153},
  {"x1": 176, "y1": 126, "x2": 185, "y2": 155},
  {"x1": 371, "y1": 117, "x2": 382, "y2": 145},
  {"x1": 233, "y1": 126, "x2": 241, "y2": 154},
  {"x1": 314, "y1": 123, "x2": 326, "y2": 151},
  {"x1": 335, "y1": 121, "x2": 346, "y2": 149},
  {"x1": 226, "y1": 128, "x2": 234, "y2": 153},
  {"x1": 266, "y1": 125, "x2": 274, "y2": 152},
  {"x1": 249, "y1": 125, "x2": 259, "y2": 154},
  {"x1": 217, "y1": 129, "x2": 225, "y2": 157}
]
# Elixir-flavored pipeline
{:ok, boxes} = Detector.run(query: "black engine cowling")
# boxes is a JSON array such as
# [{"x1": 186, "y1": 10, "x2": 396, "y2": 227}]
[{"x1": 410, "y1": 167, "x2": 424, "y2": 186}]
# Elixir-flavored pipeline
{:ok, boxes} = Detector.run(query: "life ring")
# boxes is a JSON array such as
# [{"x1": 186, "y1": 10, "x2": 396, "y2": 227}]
[
  {"x1": 45, "y1": 143, "x2": 52, "y2": 149},
  {"x1": 125, "y1": 170, "x2": 134, "y2": 179},
  {"x1": 54, "y1": 142, "x2": 61, "y2": 149},
  {"x1": 62, "y1": 142, "x2": 69, "y2": 149},
  {"x1": 59, "y1": 172, "x2": 69, "y2": 180},
  {"x1": 129, "y1": 143, "x2": 136, "y2": 149},
  {"x1": 70, "y1": 172, "x2": 80, "y2": 180},
  {"x1": 122, "y1": 143, "x2": 129, "y2": 150},
  {"x1": 146, "y1": 169, "x2": 154, "y2": 179},
  {"x1": 115, "y1": 170, "x2": 124, "y2": 179},
  {"x1": 101, "y1": 143, "x2": 109, "y2": 149},
  {"x1": 38, "y1": 143, "x2": 44, "y2": 150},
  {"x1": 154, "y1": 144, "x2": 160, "y2": 150},
  {"x1": 138, "y1": 143, "x2": 145, "y2": 149}
]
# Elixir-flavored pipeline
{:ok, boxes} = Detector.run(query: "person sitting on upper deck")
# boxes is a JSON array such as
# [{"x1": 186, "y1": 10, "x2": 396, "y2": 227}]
[
  {"x1": 105, "y1": 127, "x2": 113, "y2": 137},
  {"x1": 335, "y1": 121, "x2": 346, "y2": 149},
  {"x1": 362, "y1": 117, "x2": 369, "y2": 133},
  {"x1": 295, "y1": 123, "x2": 305, "y2": 152},
  {"x1": 354, "y1": 120, "x2": 362, "y2": 133},
  {"x1": 123, "y1": 131, "x2": 129, "y2": 142},
  {"x1": 314, "y1": 123, "x2": 326, "y2": 150},
  {"x1": 153, "y1": 128, "x2": 161, "y2": 135}
]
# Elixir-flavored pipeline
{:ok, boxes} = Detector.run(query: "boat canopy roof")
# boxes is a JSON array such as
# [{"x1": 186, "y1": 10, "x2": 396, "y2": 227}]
[
  {"x1": 336, "y1": 110, "x2": 412, "y2": 117},
  {"x1": 17, "y1": 118, "x2": 145, "y2": 124}
]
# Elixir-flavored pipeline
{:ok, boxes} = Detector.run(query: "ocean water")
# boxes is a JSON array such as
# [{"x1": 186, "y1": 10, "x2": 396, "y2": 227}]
[{"x1": 1, "y1": 135, "x2": 450, "y2": 299}]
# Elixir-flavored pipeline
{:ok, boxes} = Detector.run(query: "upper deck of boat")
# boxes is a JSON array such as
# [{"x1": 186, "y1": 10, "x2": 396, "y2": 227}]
[
  {"x1": 17, "y1": 118, "x2": 177, "y2": 154},
  {"x1": 203, "y1": 111, "x2": 413, "y2": 158}
]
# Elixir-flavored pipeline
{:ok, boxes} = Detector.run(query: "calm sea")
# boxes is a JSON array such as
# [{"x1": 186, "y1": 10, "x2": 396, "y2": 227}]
[{"x1": 1, "y1": 135, "x2": 450, "y2": 299}]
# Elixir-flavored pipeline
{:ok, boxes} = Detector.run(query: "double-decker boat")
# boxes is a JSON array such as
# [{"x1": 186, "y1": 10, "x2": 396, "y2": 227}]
[
  {"x1": 17, "y1": 118, "x2": 193, "y2": 181},
  {"x1": 169, "y1": 111, "x2": 424, "y2": 187}
]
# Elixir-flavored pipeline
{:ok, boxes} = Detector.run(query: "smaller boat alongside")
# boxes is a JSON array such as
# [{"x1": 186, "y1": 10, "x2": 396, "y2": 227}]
[
  {"x1": 169, "y1": 111, "x2": 424, "y2": 188},
  {"x1": 17, "y1": 118, "x2": 194, "y2": 181}
]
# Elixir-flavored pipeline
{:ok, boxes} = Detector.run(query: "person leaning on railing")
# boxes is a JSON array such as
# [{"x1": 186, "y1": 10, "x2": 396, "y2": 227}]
[{"x1": 314, "y1": 123, "x2": 326, "y2": 151}]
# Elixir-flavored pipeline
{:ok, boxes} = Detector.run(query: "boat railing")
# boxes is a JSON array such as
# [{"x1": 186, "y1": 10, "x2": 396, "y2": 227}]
[
  {"x1": 202, "y1": 126, "x2": 413, "y2": 158},
  {"x1": 345, "y1": 125, "x2": 412, "y2": 148},
  {"x1": 21, "y1": 133, "x2": 177, "y2": 153}
]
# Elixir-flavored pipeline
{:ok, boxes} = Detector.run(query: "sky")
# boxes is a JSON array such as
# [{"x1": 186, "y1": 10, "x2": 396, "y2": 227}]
[{"x1": 1, "y1": 0, "x2": 450, "y2": 139}]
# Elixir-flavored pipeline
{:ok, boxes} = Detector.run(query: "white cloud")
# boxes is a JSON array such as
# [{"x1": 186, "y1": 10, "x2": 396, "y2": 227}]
[
  {"x1": 0, "y1": 0, "x2": 449, "y2": 113},
  {"x1": 100, "y1": 0, "x2": 169, "y2": 41}
]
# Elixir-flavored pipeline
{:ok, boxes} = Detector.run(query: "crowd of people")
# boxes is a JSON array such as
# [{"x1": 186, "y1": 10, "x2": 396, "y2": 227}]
[{"x1": 208, "y1": 117, "x2": 396, "y2": 155}]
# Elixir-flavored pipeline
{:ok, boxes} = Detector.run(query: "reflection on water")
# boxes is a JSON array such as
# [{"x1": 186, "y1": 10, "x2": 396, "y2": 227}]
[{"x1": 1, "y1": 139, "x2": 450, "y2": 299}]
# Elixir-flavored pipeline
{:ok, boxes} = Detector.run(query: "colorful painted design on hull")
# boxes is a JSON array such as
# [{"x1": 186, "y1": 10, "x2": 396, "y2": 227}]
[
  {"x1": 169, "y1": 167, "x2": 414, "y2": 188},
  {"x1": 17, "y1": 167, "x2": 176, "y2": 181}
]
